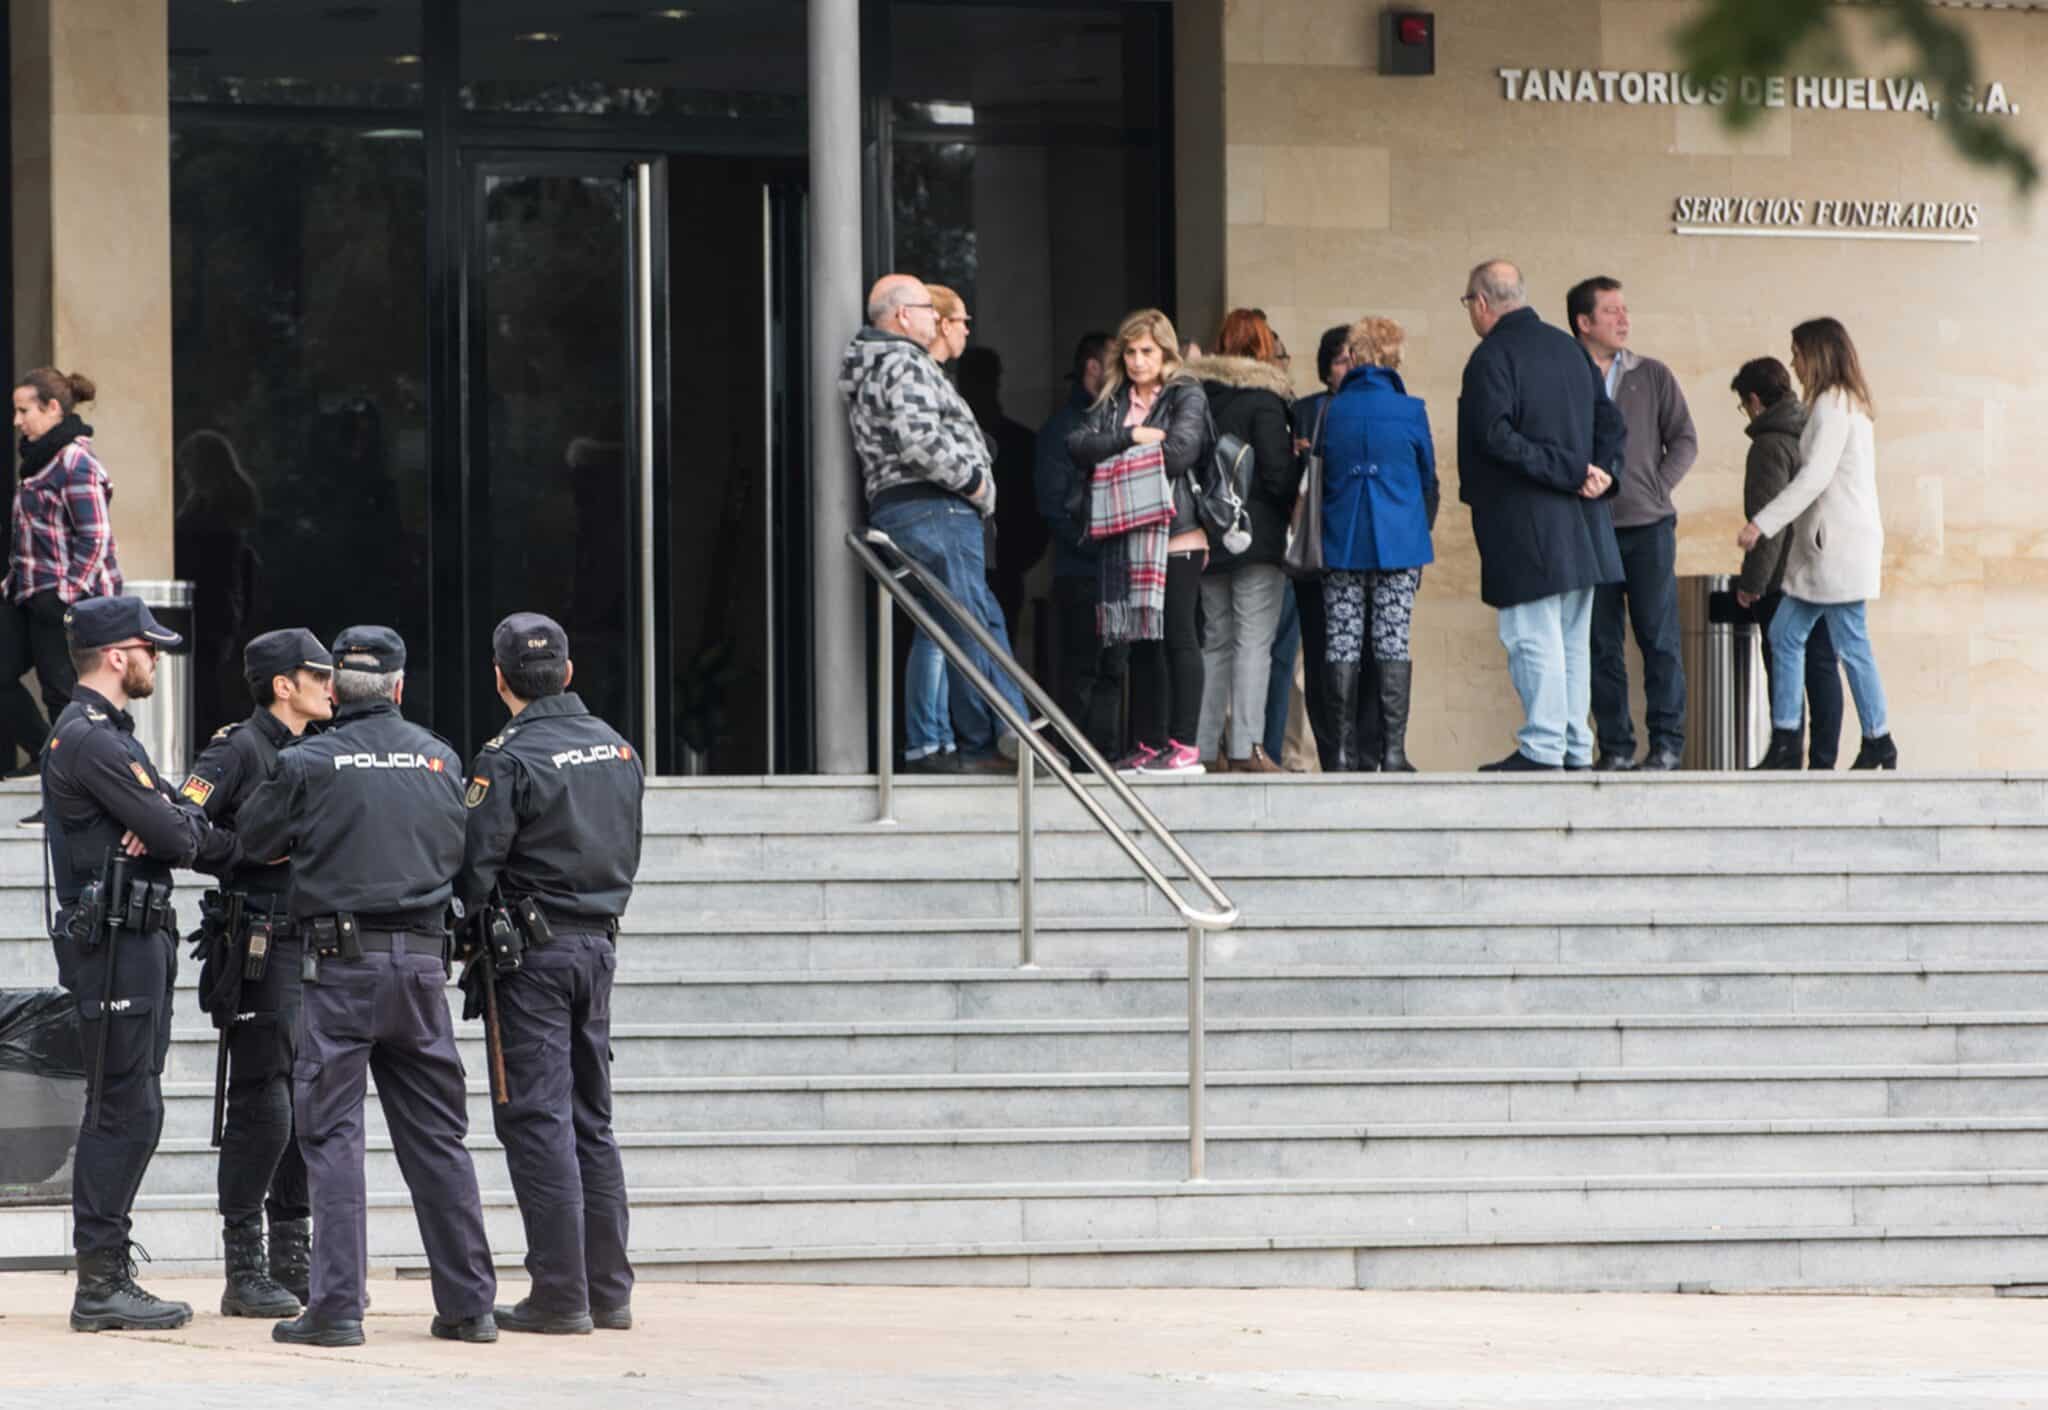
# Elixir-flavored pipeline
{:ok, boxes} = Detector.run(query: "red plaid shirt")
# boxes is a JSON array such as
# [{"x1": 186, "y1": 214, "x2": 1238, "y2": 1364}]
[{"x1": 7, "y1": 438, "x2": 123, "y2": 604}]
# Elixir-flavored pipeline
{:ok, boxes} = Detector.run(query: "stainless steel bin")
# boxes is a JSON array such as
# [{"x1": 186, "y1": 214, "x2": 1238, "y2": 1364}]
[
  {"x1": 123, "y1": 579, "x2": 195, "y2": 782},
  {"x1": 1678, "y1": 573, "x2": 1770, "y2": 771}
]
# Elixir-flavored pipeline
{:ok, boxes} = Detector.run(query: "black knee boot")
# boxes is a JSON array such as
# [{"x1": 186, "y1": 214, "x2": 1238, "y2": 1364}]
[
  {"x1": 1377, "y1": 660, "x2": 1416, "y2": 772},
  {"x1": 1324, "y1": 660, "x2": 1362, "y2": 772}
]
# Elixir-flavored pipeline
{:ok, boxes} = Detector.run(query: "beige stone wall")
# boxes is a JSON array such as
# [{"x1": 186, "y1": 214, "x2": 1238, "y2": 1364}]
[
  {"x1": 1217, "y1": 0, "x2": 2048, "y2": 767},
  {"x1": 12, "y1": 0, "x2": 175, "y2": 581}
]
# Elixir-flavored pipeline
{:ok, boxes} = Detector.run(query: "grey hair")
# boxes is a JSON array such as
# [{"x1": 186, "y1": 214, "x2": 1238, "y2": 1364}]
[
  {"x1": 1467, "y1": 259, "x2": 1527, "y2": 311},
  {"x1": 867, "y1": 282, "x2": 921, "y2": 325},
  {"x1": 333, "y1": 667, "x2": 402, "y2": 705}
]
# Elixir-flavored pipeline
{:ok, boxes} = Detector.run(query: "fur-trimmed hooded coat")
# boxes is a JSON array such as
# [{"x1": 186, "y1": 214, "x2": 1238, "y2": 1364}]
[{"x1": 1186, "y1": 354, "x2": 1300, "y2": 571}]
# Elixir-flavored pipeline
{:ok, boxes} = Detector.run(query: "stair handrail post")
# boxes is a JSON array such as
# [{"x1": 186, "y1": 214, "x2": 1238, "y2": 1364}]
[
  {"x1": 874, "y1": 573, "x2": 896, "y2": 825},
  {"x1": 849, "y1": 528, "x2": 1237, "y2": 1186}
]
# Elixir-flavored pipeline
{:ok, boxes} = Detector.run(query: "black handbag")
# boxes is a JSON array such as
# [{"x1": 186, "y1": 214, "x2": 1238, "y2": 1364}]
[{"x1": 1283, "y1": 398, "x2": 1329, "y2": 578}]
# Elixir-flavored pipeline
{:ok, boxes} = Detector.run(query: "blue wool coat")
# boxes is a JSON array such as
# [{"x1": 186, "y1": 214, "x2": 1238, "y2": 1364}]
[{"x1": 1320, "y1": 365, "x2": 1438, "y2": 572}]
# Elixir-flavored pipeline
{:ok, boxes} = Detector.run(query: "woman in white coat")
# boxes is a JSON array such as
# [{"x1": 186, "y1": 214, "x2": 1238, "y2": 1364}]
[{"x1": 1736, "y1": 317, "x2": 1897, "y2": 770}]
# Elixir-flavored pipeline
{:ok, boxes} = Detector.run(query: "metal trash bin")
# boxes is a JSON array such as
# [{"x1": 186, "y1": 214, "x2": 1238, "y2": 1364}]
[
  {"x1": 123, "y1": 580, "x2": 195, "y2": 782},
  {"x1": 1678, "y1": 574, "x2": 1769, "y2": 771}
]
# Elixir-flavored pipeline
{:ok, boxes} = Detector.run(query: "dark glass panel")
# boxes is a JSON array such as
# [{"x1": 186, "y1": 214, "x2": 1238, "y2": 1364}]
[
  {"x1": 170, "y1": 0, "x2": 424, "y2": 109},
  {"x1": 170, "y1": 124, "x2": 431, "y2": 735},
  {"x1": 460, "y1": 1, "x2": 805, "y2": 119},
  {"x1": 473, "y1": 171, "x2": 637, "y2": 743}
]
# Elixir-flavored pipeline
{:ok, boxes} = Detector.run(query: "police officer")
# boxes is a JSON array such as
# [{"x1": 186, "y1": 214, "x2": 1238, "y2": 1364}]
[
  {"x1": 181, "y1": 629, "x2": 335, "y2": 1315},
  {"x1": 43, "y1": 596, "x2": 236, "y2": 1332},
  {"x1": 237, "y1": 625, "x2": 497, "y2": 1348},
  {"x1": 459, "y1": 613, "x2": 643, "y2": 1334}
]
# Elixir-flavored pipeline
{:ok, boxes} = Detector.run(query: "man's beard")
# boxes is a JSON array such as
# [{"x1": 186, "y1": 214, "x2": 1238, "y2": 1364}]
[{"x1": 123, "y1": 658, "x2": 155, "y2": 699}]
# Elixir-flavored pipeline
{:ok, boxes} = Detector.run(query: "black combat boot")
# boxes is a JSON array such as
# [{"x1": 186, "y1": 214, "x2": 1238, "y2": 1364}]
[
  {"x1": 1751, "y1": 727, "x2": 1803, "y2": 771},
  {"x1": 431, "y1": 1311, "x2": 500, "y2": 1343},
  {"x1": 222, "y1": 1223, "x2": 301, "y2": 1317},
  {"x1": 1376, "y1": 660, "x2": 1417, "y2": 773},
  {"x1": 268, "y1": 1218, "x2": 311, "y2": 1305},
  {"x1": 272, "y1": 1310, "x2": 365, "y2": 1347},
  {"x1": 495, "y1": 1298, "x2": 595, "y2": 1335},
  {"x1": 71, "y1": 1245, "x2": 193, "y2": 1333},
  {"x1": 1850, "y1": 733, "x2": 1899, "y2": 771},
  {"x1": 1323, "y1": 660, "x2": 1363, "y2": 772}
]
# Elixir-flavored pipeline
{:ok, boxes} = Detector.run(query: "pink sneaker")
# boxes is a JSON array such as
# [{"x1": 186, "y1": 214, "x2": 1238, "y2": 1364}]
[
  {"x1": 1113, "y1": 743, "x2": 1160, "y2": 776},
  {"x1": 1139, "y1": 740, "x2": 1206, "y2": 775}
]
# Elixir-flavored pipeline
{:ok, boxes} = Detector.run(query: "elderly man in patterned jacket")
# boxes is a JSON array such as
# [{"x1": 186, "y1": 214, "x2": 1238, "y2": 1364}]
[{"x1": 839, "y1": 273, "x2": 1027, "y2": 772}]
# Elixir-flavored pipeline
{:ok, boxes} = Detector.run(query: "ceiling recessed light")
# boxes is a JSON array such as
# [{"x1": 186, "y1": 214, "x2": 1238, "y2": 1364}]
[
  {"x1": 649, "y1": 8, "x2": 694, "y2": 19},
  {"x1": 389, "y1": 53, "x2": 421, "y2": 65},
  {"x1": 514, "y1": 31, "x2": 562, "y2": 42}
]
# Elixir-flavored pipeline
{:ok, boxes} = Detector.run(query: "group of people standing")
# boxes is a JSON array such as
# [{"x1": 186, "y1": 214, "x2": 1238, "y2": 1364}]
[{"x1": 843, "y1": 261, "x2": 1899, "y2": 778}]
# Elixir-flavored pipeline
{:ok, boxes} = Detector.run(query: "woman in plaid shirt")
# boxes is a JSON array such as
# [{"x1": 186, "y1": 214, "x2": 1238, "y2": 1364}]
[{"x1": 5, "y1": 368, "x2": 122, "y2": 821}]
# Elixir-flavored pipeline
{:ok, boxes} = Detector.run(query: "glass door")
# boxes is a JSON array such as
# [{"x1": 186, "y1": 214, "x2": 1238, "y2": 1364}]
[{"x1": 461, "y1": 154, "x2": 665, "y2": 761}]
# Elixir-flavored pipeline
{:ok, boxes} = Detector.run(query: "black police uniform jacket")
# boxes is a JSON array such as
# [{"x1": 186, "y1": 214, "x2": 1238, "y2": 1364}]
[
  {"x1": 43, "y1": 685, "x2": 232, "y2": 907},
  {"x1": 457, "y1": 692, "x2": 644, "y2": 923},
  {"x1": 1456, "y1": 306, "x2": 1627, "y2": 610},
  {"x1": 237, "y1": 698, "x2": 466, "y2": 920},
  {"x1": 180, "y1": 708, "x2": 300, "y2": 898}
]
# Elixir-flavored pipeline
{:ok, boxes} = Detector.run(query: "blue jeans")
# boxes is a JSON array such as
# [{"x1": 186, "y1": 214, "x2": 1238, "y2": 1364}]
[
  {"x1": 1591, "y1": 515, "x2": 1686, "y2": 758},
  {"x1": 869, "y1": 496, "x2": 1028, "y2": 757},
  {"x1": 1264, "y1": 579, "x2": 1300, "y2": 760},
  {"x1": 1497, "y1": 587, "x2": 1596, "y2": 767},
  {"x1": 1766, "y1": 596, "x2": 1887, "y2": 739}
]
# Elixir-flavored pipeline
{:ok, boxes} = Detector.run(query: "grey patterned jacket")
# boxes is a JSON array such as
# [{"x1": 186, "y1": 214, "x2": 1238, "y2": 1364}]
[{"x1": 839, "y1": 327, "x2": 993, "y2": 515}]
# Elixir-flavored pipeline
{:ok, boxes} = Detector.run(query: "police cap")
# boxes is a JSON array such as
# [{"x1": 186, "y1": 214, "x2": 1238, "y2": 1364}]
[
  {"x1": 244, "y1": 628, "x2": 334, "y2": 686},
  {"x1": 332, "y1": 624, "x2": 406, "y2": 673},
  {"x1": 493, "y1": 612, "x2": 569, "y2": 670},
  {"x1": 66, "y1": 595, "x2": 184, "y2": 652}
]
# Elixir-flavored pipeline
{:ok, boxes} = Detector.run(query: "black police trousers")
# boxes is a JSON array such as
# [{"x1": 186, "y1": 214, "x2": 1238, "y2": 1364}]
[
  {"x1": 218, "y1": 935, "x2": 309, "y2": 1230},
  {"x1": 295, "y1": 931, "x2": 495, "y2": 1324},
  {"x1": 59, "y1": 926, "x2": 176, "y2": 1256},
  {"x1": 492, "y1": 930, "x2": 633, "y2": 1315}
]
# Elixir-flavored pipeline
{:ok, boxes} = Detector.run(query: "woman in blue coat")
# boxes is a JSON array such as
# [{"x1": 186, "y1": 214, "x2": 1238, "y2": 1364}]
[{"x1": 1320, "y1": 317, "x2": 1438, "y2": 771}]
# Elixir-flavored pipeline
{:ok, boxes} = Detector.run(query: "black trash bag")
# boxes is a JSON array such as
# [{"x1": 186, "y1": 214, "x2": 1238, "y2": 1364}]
[{"x1": 0, "y1": 988, "x2": 84, "y2": 1200}]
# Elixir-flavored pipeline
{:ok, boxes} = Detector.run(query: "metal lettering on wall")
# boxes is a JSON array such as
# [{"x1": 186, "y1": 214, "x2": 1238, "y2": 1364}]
[
  {"x1": 1498, "y1": 68, "x2": 2020, "y2": 122},
  {"x1": 1671, "y1": 195, "x2": 1984, "y2": 244}
]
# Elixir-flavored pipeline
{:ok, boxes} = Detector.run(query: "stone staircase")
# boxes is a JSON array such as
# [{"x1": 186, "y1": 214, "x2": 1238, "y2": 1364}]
[{"x1": 6, "y1": 771, "x2": 2048, "y2": 1291}]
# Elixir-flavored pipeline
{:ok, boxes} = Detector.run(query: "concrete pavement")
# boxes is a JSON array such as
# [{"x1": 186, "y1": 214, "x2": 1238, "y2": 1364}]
[{"x1": 3, "y1": 1274, "x2": 2048, "y2": 1407}]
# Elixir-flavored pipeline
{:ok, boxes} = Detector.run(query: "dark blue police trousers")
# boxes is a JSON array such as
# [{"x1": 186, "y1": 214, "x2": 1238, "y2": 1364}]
[
  {"x1": 294, "y1": 932, "x2": 495, "y2": 1324},
  {"x1": 491, "y1": 930, "x2": 633, "y2": 1315},
  {"x1": 63, "y1": 927, "x2": 175, "y2": 1255}
]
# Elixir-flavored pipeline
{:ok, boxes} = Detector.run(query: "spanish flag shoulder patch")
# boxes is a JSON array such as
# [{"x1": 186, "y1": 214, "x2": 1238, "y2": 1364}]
[{"x1": 180, "y1": 775, "x2": 215, "y2": 806}]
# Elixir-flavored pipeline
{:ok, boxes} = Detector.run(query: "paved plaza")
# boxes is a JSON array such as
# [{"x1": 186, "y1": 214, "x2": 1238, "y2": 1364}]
[{"x1": 4, "y1": 1274, "x2": 2048, "y2": 1408}]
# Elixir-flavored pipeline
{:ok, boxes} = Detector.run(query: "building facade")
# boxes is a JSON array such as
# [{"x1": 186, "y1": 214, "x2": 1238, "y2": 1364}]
[{"x1": 8, "y1": 0, "x2": 2047, "y2": 771}]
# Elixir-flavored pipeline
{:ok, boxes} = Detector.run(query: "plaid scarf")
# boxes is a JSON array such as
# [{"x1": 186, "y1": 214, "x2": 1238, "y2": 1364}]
[{"x1": 1090, "y1": 444, "x2": 1173, "y2": 643}]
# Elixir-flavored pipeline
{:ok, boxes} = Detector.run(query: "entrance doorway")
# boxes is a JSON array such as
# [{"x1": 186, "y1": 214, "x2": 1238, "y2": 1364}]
[{"x1": 460, "y1": 151, "x2": 807, "y2": 772}]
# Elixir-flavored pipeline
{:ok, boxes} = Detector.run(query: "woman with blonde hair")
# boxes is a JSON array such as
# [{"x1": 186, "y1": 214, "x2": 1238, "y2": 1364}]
[
  {"x1": 1066, "y1": 308, "x2": 1212, "y2": 774},
  {"x1": 1738, "y1": 316, "x2": 1896, "y2": 769},
  {"x1": 1318, "y1": 316, "x2": 1437, "y2": 771}
]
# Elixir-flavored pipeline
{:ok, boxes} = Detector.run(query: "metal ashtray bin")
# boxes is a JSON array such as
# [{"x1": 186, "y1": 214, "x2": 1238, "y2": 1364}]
[
  {"x1": 123, "y1": 579, "x2": 195, "y2": 782},
  {"x1": 1679, "y1": 573, "x2": 1769, "y2": 771}
]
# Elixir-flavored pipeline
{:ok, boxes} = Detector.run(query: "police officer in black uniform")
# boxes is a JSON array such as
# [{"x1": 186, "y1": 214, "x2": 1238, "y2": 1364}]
[
  {"x1": 459, "y1": 613, "x2": 643, "y2": 1334},
  {"x1": 181, "y1": 628, "x2": 335, "y2": 1315},
  {"x1": 237, "y1": 625, "x2": 497, "y2": 1349},
  {"x1": 43, "y1": 596, "x2": 236, "y2": 1332}
]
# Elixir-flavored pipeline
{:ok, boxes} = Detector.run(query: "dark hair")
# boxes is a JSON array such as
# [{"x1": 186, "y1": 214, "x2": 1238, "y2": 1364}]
[
  {"x1": 16, "y1": 368, "x2": 96, "y2": 412},
  {"x1": 1565, "y1": 276, "x2": 1622, "y2": 338},
  {"x1": 1069, "y1": 332, "x2": 1111, "y2": 381},
  {"x1": 1213, "y1": 308, "x2": 1278, "y2": 363},
  {"x1": 1730, "y1": 357, "x2": 1795, "y2": 408},
  {"x1": 1315, "y1": 325, "x2": 1350, "y2": 386},
  {"x1": 501, "y1": 659, "x2": 569, "y2": 702},
  {"x1": 1790, "y1": 316, "x2": 1876, "y2": 418},
  {"x1": 69, "y1": 645, "x2": 103, "y2": 679}
]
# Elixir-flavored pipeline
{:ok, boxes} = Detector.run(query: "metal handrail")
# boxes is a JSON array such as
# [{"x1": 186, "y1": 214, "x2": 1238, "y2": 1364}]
[{"x1": 849, "y1": 528, "x2": 1239, "y2": 1179}]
